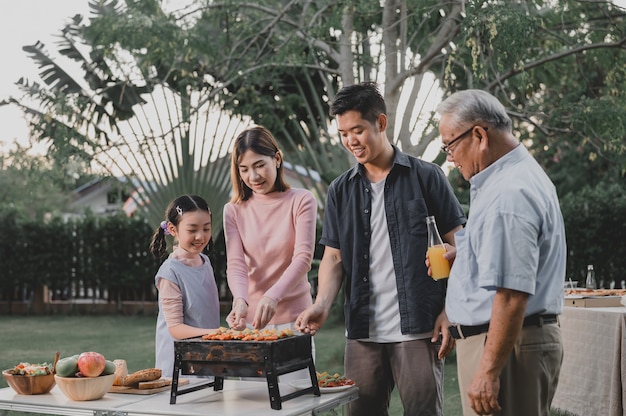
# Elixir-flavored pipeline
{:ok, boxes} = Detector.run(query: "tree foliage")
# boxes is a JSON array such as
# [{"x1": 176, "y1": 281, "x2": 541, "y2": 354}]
[
  {"x1": 88, "y1": 0, "x2": 626, "y2": 195},
  {"x1": 2, "y1": 0, "x2": 626, "y2": 226},
  {"x1": 560, "y1": 183, "x2": 626, "y2": 285},
  {"x1": 445, "y1": 1, "x2": 626, "y2": 196},
  {"x1": 0, "y1": 144, "x2": 88, "y2": 221},
  {"x1": 2, "y1": 1, "x2": 252, "y2": 230}
]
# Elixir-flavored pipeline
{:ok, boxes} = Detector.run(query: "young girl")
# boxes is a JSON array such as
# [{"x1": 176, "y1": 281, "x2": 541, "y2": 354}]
[
  {"x1": 224, "y1": 125, "x2": 317, "y2": 338},
  {"x1": 150, "y1": 195, "x2": 220, "y2": 377}
]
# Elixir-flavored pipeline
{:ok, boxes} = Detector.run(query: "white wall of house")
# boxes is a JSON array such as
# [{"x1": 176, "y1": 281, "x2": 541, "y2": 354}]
[{"x1": 68, "y1": 178, "x2": 128, "y2": 216}]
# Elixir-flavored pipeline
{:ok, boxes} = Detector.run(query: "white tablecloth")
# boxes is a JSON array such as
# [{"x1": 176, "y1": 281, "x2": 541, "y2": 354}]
[
  {"x1": 552, "y1": 306, "x2": 626, "y2": 416},
  {"x1": 0, "y1": 379, "x2": 358, "y2": 416}
]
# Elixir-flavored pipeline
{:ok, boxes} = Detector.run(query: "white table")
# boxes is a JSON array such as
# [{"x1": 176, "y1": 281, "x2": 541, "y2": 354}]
[
  {"x1": 551, "y1": 306, "x2": 626, "y2": 416},
  {"x1": 0, "y1": 379, "x2": 358, "y2": 416}
]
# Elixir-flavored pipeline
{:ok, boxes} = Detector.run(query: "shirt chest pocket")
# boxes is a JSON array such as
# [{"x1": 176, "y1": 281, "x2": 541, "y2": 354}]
[{"x1": 403, "y1": 198, "x2": 429, "y2": 237}]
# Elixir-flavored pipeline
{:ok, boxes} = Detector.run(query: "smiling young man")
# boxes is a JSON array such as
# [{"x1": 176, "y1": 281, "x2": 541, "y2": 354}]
[
  {"x1": 295, "y1": 82, "x2": 466, "y2": 416},
  {"x1": 436, "y1": 89, "x2": 566, "y2": 416}
]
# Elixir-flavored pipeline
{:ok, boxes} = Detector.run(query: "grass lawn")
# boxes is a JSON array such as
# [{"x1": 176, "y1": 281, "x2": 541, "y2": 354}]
[{"x1": 0, "y1": 315, "x2": 566, "y2": 416}]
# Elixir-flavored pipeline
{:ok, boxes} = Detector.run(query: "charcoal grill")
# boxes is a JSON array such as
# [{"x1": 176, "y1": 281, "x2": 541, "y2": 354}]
[{"x1": 169, "y1": 333, "x2": 320, "y2": 410}]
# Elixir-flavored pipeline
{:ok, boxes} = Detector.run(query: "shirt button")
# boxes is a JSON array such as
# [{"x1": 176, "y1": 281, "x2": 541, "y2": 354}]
[
  {"x1": 362, "y1": 277, "x2": 368, "y2": 282},
  {"x1": 363, "y1": 254, "x2": 368, "y2": 260},
  {"x1": 364, "y1": 209, "x2": 369, "y2": 214}
]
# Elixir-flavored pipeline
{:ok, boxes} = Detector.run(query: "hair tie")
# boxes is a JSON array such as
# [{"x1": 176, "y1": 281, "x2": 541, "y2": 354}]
[{"x1": 160, "y1": 221, "x2": 171, "y2": 235}]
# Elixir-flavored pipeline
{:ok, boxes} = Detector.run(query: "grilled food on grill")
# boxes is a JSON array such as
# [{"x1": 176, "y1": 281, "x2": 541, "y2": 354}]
[{"x1": 202, "y1": 327, "x2": 294, "y2": 341}]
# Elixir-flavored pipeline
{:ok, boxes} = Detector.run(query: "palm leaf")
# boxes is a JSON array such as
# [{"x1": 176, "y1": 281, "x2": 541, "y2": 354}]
[{"x1": 22, "y1": 42, "x2": 84, "y2": 94}]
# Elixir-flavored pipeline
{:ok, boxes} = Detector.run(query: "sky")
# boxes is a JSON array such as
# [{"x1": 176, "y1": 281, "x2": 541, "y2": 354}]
[{"x1": 0, "y1": 1, "x2": 93, "y2": 154}]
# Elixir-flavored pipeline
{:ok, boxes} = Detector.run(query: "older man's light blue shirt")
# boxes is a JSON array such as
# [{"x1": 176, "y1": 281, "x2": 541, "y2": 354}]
[{"x1": 446, "y1": 145, "x2": 566, "y2": 326}]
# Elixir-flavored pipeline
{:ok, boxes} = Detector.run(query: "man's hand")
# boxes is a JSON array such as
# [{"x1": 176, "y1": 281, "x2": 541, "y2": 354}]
[
  {"x1": 432, "y1": 310, "x2": 455, "y2": 359},
  {"x1": 295, "y1": 303, "x2": 328, "y2": 335},
  {"x1": 253, "y1": 296, "x2": 277, "y2": 329},
  {"x1": 295, "y1": 246, "x2": 343, "y2": 335},
  {"x1": 226, "y1": 297, "x2": 248, "y2": 330},
  {"x1": 426, "y1": 243, "x2": 456, "y2": 277},
  {"x1": 468, "y1": 372, "x2": 502, "y2": 415},
  {"x1": 466, "y1": 288, "x2": 527, "y2": 415}
]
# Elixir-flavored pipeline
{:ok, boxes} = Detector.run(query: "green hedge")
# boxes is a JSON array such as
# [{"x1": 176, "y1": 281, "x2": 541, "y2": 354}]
[
  {"x1": 0, "y1": 213, "x2": 162, "y2": 303},
  {"x1": 2, "y1": 182, "x2": 624, "y2": 307},
  {"x1": 560, "y1": 183, "x2": 626, "y2": 287}
]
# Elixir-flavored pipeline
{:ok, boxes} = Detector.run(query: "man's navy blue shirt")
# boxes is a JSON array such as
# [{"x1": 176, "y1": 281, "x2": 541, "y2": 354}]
[{"x1": 320, "y1": 146, "x2": 466, "y2": 339}]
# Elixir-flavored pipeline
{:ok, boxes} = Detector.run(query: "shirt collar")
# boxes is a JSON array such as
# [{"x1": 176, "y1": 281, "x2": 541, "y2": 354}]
[
  {"x1": 348, "y1": 145, "x2": 410, "y2": 181},
  {"x1": 470, "y1": 143, "x2": 526, "y2": 189}
]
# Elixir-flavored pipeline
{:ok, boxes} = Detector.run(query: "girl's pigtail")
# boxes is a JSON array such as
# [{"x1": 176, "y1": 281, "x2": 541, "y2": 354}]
[{"x1": 149, "y1": 224, "x2": 168, "y2": 260}]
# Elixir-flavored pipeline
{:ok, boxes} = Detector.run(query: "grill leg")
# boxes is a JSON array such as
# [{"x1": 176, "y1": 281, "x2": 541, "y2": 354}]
[
  {"x1": 265, "y1": 359, "x2": 282, "y2": 410},
  {"x1": 213, "y1": 376, "x2": 224, "y2": 391},
  {"x1": 170, "y1": 352, "x2": 182, "y2": 404},
  {"x1": 307, "y1": 357, "x2": 320, "y2": 396}
]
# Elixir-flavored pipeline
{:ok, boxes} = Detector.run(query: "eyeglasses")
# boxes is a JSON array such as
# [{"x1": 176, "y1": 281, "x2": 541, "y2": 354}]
[{"x1": 440, "y1": 126, "x2": 487, "y2": 155}]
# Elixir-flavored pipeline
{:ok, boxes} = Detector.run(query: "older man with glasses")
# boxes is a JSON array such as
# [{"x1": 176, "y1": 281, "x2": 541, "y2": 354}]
[{"x1": 434, "y1": 89, "x2": 566, "y2": 416}]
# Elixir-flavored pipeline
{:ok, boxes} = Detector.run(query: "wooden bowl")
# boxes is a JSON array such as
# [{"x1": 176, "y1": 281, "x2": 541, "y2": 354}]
[
  {"x1": 2, "y1": 370, "x2": 56, "y2": 395},
  {"x1": 54, "y1": 373, "x2": 115, "y2": 401}
]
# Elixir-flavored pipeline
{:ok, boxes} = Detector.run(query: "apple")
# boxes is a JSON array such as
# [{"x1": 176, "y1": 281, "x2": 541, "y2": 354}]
[{"x1": 77, "y1": 352, "x2": 106, "y2": 377}]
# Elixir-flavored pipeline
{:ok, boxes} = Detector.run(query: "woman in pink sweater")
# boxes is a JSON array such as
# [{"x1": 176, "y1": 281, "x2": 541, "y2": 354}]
[{"x1": 224, "y1": 126, "x2": 317, "y2": 332}]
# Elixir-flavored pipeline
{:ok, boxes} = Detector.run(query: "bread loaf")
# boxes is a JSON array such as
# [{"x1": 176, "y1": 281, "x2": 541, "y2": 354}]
[
  {"x1": 112, "y1": 359, "x2": 128, "y2": 386},
  {"x1": 123, "y1": 368, "x2": 162, "y2": 387}
]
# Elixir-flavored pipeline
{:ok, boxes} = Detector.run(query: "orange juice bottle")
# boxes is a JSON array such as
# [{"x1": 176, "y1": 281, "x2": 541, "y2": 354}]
[{"x1": 426, "y1": 216, "x2": 450, "y2": 280}]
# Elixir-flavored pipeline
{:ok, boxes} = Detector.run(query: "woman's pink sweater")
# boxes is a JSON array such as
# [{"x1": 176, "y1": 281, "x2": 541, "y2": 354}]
[{"x1": 223, "y1": 188, "x2": 317, "y2": 325}]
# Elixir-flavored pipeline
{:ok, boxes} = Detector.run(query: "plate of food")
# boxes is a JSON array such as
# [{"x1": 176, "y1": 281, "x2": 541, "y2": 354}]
[{"x1": 289, "y1": 371, "x2": 355, "y2": 393}]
